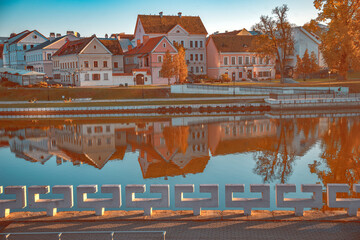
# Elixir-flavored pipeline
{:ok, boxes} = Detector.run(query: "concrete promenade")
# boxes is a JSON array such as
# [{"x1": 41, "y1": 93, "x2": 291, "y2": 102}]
[{"x1": 1, "y1": 210, "x2": 359, "y2": 239}]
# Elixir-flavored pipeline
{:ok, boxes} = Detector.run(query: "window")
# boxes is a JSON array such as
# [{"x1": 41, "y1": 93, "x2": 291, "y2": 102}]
[
  {"x1": 163, "y1": 43, "x2": 166, "y2": 47},
  {"x1": 231, "y1": 57, "x2": 236, "y2": 65},
  {"x1": 158, "y1": 55, "x2": 162, "y2": 62},
  {"x1": 85, "y1": 74, "x2": 89, "y2": 81},
  {"x1": 54, "y1": 74, "x2": 60, "y2": 79},
  {"x1": 200, "y1": 41, "x2": 203, "y2": 48},
  {"x1": 190, "y1": 41, "x2": 193, "y2": 48},
  {"x1": 266, "y1": 58, "x2": 270, "y2": 64},
  {"x1": 239, "y1": 72, "x2": 242, "y2": 79},
  {"x1": 23, "y1": 45, "x2": 26, "y2": 50},
  {"x1": 106, "y1": 126, "x2": 110, "y2": 132},
  {"x1": 88, "y1": 140, "x2": 92, "y2": 146},
  {"x1": 238, "y1": 56, "x2": 243, "y2": 65},
  {"x1": 76, "y1": 62, "x2": 78, "y2": 68},
  {"x1": 84, "y1": 61, "x2": 89, "y2": 68},
  {"x1": 196, "y1": 66, "x2": 199, "y2": 73},
  {"x1": 114, "y1": 62, "x2": 118, "y2": 68},
  {"x1": 95, "y1": 126, "x2": 103, "y2": 133},
  {"x1": 224, "y1": 57, "x2": 228, "y2": 65},
  {"x1": 103, "y1": 61, "x2": 107, "y2": 67},
  {"x1": 181, "y1": 40, "x2": 184, "y2": 46},
  {"x1": 195, "y1": 54, "x2": 198, "y2": 61},
  {"x1": 195, "y1": 41, "x2": 198, "y2": 48},
  {"x1": 92, "y1": 73, "x2": 100, "y2": 80},
  {"x1": 97, "y1": 139, "x2": 101, "y2": 146},
  {"x1": 252, "y1": 56, "x2": 256, "y2": 64},
  {"x1": 245, "y1": 56, "x2": 250, "y2": 65},
  {"x1": 200, "y1": 54, "x2": 203, "y2": 61},
  {"x1": 87, "y1": 127, "x2": 92, "y2": 134},
  {"x1": 93, "y1": 45, "x2": 96, "y2": 49},
  {"x1": 190, "y1": 54, "x2": 193, "y2": 61},
  {"x1": 94, "y1": 61, "x2": 98, "y2": 68},
  {"x1": 47, "y1": 53, "x2": 51, "y2": 60},
  {"x1": 200, "y1": 66, "x2": 204, "y2": 73},
  {"x1": 259, "y1": 58, "x2": 263, "y2": 64},
  {"x1": 104, "y1": 73, "x2": 108, "y2": 80},
  {"x1": 191, "y1": 66, "x2": 194, "y2": 73}
]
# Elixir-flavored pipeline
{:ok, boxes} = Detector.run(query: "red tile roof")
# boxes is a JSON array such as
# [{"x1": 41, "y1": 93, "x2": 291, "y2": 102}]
[
  {"x1": 53, "y1": 37, "x2": 94, "y2": 56},
  {"x1": 210, "y1": 35, "x2": 257, "y2": 53},
  {"x1": 125, "y1": 36, "x2": 164, "y2": 55},
  {"x1": 99, "y1": 39, "x2": 123, "y2": 55},
  {"x1": 138, "y1": 15, "x2": 207, "y2": 35}
]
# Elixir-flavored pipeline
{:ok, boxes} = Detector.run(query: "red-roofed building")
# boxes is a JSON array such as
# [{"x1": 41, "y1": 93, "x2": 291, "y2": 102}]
[
  {"x1": 52, "y1": 36, "x2": 126, "y2": 86},
  {"x1": 3, "y1": 30, "x2": 48, "y2": 70},
  {"x1": 124, "y1": 36, "x2": 177, "y2": 85},
  {"x1": 206, "y1": 33, "x2": 275, "y2": 81},
  {"x1": 134, "y1": 13, "x2": 207, "y2": 75}
]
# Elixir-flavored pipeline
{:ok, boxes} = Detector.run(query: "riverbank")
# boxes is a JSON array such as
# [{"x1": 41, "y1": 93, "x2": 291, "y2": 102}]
[{"x1": 1, "y1": 210, "x2": 359, "y2": 240}]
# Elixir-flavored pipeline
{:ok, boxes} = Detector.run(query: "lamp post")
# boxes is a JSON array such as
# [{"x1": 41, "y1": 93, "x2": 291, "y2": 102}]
[
  {"x1": 328, "y1": 70, "x2": 331, "y2": 93},
  {"x1": 244, "y1": 66, "x2": 248, "y2": 80},
  {"x1": 269, "y1": 68, "x2": 272, "y2": 83}
]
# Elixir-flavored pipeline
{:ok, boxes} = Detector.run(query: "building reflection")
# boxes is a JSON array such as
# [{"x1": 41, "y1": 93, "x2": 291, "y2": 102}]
[{"x1": 0, "y1": 116, "x2": 359, "y2": 185}]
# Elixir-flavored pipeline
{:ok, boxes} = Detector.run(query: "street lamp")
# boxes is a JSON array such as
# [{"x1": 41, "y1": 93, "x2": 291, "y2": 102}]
[
  {"x1": 328, "y1": 70, "x2": 331, "y2": 93},
  {"x1": 244, "y1": 66, "x2": 248, "y2": 80}
]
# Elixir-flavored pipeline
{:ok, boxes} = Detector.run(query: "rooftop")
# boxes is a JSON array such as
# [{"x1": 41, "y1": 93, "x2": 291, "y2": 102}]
[
  {"x1": 210, "y1": 34, "x2": 257, "y2": 52},
  {"x1": 138, "y1": 14, "x2": 207, "y2": 35}
]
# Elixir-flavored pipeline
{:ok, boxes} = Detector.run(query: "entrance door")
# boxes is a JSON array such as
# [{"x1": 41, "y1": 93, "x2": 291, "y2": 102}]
[
  {"x1": 247, "y1": 70, "x2": 252, "y2": 79},
  {"x1": 232, "y1": 72, "x2": 236, "y2": 81},
  {"x1": 135, "y1": 74, "x2": 145, "y2": 85}
]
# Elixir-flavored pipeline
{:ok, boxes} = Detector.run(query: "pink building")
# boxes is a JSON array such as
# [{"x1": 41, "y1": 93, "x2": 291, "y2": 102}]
[
  {"x1": 206, "y1": 31, "x2": 275, "y2": 81},
  {"x1": 124, "y1": 36, "x2": 177, "y2": 85},
  {"x1": 133, "y1": 12, "x2": 208, "y2": 75}
]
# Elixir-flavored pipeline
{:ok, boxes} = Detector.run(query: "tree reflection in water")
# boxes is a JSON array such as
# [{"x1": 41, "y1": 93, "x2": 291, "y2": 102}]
[{"x1": 253, "y1": 118, "x2": 297, "y2": 183}]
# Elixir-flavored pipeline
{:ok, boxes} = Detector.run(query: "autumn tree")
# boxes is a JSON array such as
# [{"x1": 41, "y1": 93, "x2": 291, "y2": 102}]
[
  {"x1": 314, "y1": 0, "x2": 360, "y2": 80},
  {"x1": 310, "y1": 51, "x2": 320, "y2": 75},
  {"x1": 160, "y1": 50, "x2": 175, "y2": 85},
  {"x1": 295, "y1": 50, "x2": 320, "y2": 79},
  {"x1": 253, "y1": 4, "x2": 295, "y2": 83},
  {"x1": 162, "y1": 126, "x2": 189, "y2": 154},
  {"x1": 173, "y1": 42, "x2": 188, "y2": 84},
  {"x1": 295, "y1": 55, "x2": 304, "y2": 78},
  {"x1": 303, "y1": 19, "x2": 323, "y2": 37}
]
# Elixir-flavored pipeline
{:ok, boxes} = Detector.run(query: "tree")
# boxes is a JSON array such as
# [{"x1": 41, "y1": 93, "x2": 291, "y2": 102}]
[
  {"x1": 314, "y1": 0, "x2": 360, "y2": 80},
  {"x1": 310, "y1": 51, "x2": 320, "y2": 75},
  {"x1": 295, "y1": 55, "x2": 304, "y2": 78},
  {"x1": 253, "y1": 5, "x2": 295, "y2": 83},
  {"x1": 173, "y1": 43, "x2": 188, "y2": 84},
  {"x1": 302, "y1": 49, "x2": 312, "y2": 78},
  {"x1": 303, "y1": 19, "x2": 323, "y2": 37},
  {"x1": 160, "y1": 50, "x2": 175, "y2": 85}
]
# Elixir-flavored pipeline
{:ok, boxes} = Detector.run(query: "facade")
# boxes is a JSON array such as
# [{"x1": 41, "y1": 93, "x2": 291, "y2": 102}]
[
  {"x1": 288, "y1": 27, "x2": 325, "y2": 69},
  {"x1": 206, "y1": 33, "x2": 275, "y2": 81},
  {"x1": 25, "y1": 34, "x2": 79, "y2": 78},
  {"x1": 3, "y1": 30, "x2": 48, "y2": 70},
  {"x1": 134, "y1": 13, "x2": 208, "y2": 75},
  {"x1": 124, "y1": 36, "x2": 177, "y2": 85},
  {"x1": 52, "y1": 36, "x2": 124, "y2": 86}
]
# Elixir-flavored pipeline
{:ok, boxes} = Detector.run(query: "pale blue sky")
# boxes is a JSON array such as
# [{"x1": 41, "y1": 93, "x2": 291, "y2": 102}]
[{"x1": 0, "y1": 0, "x2": 319, "y2": 37}]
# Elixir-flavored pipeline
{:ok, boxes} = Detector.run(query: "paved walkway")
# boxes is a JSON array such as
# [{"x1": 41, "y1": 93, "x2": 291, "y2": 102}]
[{"x1": 1, "y1": 210, "x2": 359, "y2": 239}]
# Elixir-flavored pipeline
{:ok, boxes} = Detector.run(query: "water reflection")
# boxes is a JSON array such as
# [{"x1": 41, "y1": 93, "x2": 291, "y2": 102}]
[{"x1": 1, "y1": 115, "x2": 359, "y2": 188}]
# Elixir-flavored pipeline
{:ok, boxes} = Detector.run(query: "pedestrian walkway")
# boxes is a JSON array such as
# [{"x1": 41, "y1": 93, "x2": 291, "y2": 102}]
[{"x1": 1, "y1": 210, "x2": 359, "y2": 240}]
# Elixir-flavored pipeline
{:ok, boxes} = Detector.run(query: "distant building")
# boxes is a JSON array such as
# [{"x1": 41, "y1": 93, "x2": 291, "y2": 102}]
[
  {"x1": 124, "y1": 36, "x2": 177, "y2": 85},
  {"x1": 134, "y1": 12, "x2": 208, "y2": 75},
  {"x1": 25, "y1": 33, "x2": 79, "y2": 78},
  {"x1": 206, "y1": 31, "x2": 275, "y2": 81},
  {"x1": 52, "y1": 36, "x2": 124, "y2": 86},
  {"x1": 3, "y1": 30, "x2": 48, "y2": 70},
  {"x1": 0, "y1": 67, "x2": 45, "y2": 85}
]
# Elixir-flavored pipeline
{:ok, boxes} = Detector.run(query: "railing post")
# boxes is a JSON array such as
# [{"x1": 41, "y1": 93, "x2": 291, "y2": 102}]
[{"x1": 58, "y1": 233, "x2": 62, "y2": 240}]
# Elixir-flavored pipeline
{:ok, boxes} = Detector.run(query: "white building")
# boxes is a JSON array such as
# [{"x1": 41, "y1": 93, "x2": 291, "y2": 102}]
[
  {"x1": 52, "y1": 36, "x2": 124, "y2": 86},
  {"x1": 25, "y1": 33, "x2": 79, "y2": 78},
  {"x1": 288, "y1": 27, "x2": 326, "y2": 69},
  {"x1": 134, "y1": 12, "x2": 208, "y2": 75},
  {"x1": 3, "y1": 30, "x2": 48, "y2": 70}
]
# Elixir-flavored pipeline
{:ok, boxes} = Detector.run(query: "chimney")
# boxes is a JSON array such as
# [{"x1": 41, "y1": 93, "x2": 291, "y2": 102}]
[
  {"x1": 159, "y1": 11, "x2": 163, "y2": 17},
  {"x1": 105, "y1": 33, "x2": 108, "y2": 38},
  {"x1": 74, "y1": 32, "x2": 80, "y2": 38},
  {"x1": 56, "y1": 33, "x2": 61, "y2": 38},
  {"x1": 178, "y1": 12, "x2": 182, "y2": 18},
  {"x1": 117, "y1": 34, "x2": 121, "y2": 40},
  {"x1": 143, "y1": 35, "x2": 149, "y2": 43},
  {"x1": 128, "y1": 45, "x2": 132, "y2": 51},
  {"x1": 66, "y1": 31, "x2": 74, "y2": 36},
  {"x1": 49, "y1": 32, "x2": 55, "y2": 41},
  {"x1": 136, "y1": 39, "x2": 141, "y2": 46}
]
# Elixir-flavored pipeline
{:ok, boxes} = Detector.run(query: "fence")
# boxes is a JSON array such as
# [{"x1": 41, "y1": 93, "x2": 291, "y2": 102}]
[
  {"x1": 1, "y1": 184, "x2": 359, "y2": 218},
  {"x1": 0, "y1": 231, "x2": 166, "y2": 240},
  {"x1": 271, "y1": 93, "x2": 360, "y2": 100}
]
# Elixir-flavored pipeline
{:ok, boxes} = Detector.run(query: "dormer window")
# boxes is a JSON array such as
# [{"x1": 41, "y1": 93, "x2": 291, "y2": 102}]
[
  {"x1": 163, "y1": 43, "x2": 166, "y2": 47},
  {"x1": 33, "y1": 35, "x2": 37, "y2": 39},
  {"x1": 176, "y1": 30, "x2": 180, "y2": 33},
  {"x1": 94, "y1": 45, "x2": 97, "y2": 49}
]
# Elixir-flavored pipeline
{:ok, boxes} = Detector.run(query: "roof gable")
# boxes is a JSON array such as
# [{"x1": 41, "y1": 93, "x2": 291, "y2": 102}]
[
  {"x1": 152, "y1": 37, "x2": 177, "y2": 53},
  {"x1": 99, "y1": 39, "x2": 124, "y2": 55},
  {"x1": 11, "y1": 30, "x2": 47, "y2": 45},
  {"x1": 138, "y1": 15, "x2": 207, "y2": 35},
  {"x1": 167, "y1": 24, "x2": 189, "y2": 35},
  {"x1": 53, "y1": 37, "x2": 93, "y2": 56},
  {"x1": 80, "y1": 37, "x2": 112, "y2": 55},
  {"x1": 126, "y1": 36, "x2": 176, "y2": 55}
]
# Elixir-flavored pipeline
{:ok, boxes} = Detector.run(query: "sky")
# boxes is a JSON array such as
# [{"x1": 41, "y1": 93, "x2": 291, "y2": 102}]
[{"x1": 0, "y1": 0, "x2": 319, "y2": 38}]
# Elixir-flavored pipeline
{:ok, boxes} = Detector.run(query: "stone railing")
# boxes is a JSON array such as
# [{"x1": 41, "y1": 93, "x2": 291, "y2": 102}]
[{"x1": 1, "y1": 184, "x2": 359, "y2": 218}]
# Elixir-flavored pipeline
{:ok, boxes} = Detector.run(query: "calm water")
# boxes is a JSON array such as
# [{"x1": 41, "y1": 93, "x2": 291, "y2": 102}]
[{"x1": 0, "y1": 114, "x2": 359, "y2": 211}]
